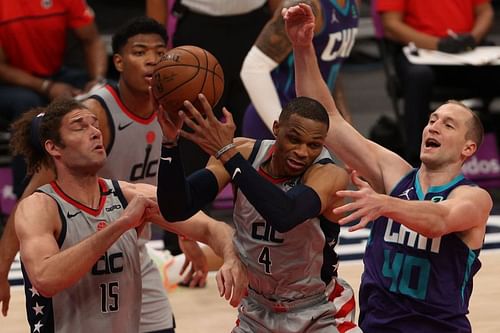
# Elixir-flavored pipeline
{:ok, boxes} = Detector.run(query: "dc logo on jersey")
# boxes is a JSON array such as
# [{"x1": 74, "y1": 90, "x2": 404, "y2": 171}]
[
  {"x1": 130, "y1": 144, "x2": 158, "y2": 181},
  {"x1": 41, "y1": 0, "x2": 52, "y2": 8}
]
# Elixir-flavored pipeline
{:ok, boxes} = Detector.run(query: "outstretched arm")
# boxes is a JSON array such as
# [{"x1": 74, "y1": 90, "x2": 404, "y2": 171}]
[
  {"x1": 179, "y1": 95, "x2": 346, "y2": 232},
  {"x1": 121, "y1": 181, "x2": 247, "y2": 307},
  {"x1": 334, "y1": 171, "x2": 492, "y2": 249},
  {"x1": 286, "y1": 3, "x2": 411, "y2": 193}
]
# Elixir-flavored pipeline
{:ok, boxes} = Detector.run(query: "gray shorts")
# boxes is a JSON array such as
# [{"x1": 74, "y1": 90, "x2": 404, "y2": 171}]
[{"x1": 232, "y1": 278, "x2": 362, "y2": 333}]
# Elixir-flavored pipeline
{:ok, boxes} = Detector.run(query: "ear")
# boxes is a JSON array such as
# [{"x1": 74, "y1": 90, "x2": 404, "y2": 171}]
[
  {"x1": 272, "y1": 120, "x2": 279, "y2": 138},
  {"x1": 113, "y1": 54, "x2": 124, "y2": 73},
  {"x1": 45, "y1": 140, "x2": 62, "y2": 159},
  {"x1": 462, "y1": 140, "x2": 477, "y2": 159}
]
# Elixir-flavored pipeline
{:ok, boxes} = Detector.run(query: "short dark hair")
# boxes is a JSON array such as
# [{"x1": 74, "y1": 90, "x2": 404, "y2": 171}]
[
  {"x1": 10, "y1": 99, "x2": 87, "y2": 175},
  {"x1": 112, "y1": 16, "x2": 167, "y2": 54},
  {"x1": 279, "y1": 96, "x2": 329, "y2": 129}
]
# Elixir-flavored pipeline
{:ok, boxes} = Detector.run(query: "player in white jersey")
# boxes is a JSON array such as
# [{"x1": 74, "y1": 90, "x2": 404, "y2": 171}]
[
  {"x1": 156, "y1": 95, "x2": 361, "y2": 332},
  {"x1": 0, "y1": 17, "x2": 208, "y2": 331},
  {"x1": 10, "y1": 98, "x2": 247, "y2": 333}
]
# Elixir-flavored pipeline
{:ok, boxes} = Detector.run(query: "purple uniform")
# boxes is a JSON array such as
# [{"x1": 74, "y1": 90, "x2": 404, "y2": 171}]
[
  {"x1": 272, "y1": 0, "x2": 358, "y2": 103},
  {"x1": 360, "y1": 169, "x2": 480, "y2": 333}
]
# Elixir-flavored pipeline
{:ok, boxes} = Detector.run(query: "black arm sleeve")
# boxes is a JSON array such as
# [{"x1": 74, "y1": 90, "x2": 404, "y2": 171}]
[
  {"x1": 224, "y1": 153, "x2": 321, "y2": 232},
  {"x1": 156, "y1": 146, "x2": 219, "y2": 222}
]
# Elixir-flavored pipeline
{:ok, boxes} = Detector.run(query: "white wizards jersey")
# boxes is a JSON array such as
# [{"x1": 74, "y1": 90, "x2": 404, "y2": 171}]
[
  {"x1": 233, "y1": 140, "x2": 341, "y2": 301},
  {"x1": 22, "y1": 179, "x2": 141, "y2": 333},
  {"x1": 88, "y1": 85, "x2": 173, "y2": 331}
]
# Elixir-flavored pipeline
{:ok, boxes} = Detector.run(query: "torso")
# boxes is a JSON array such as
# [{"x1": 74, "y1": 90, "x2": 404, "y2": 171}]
[
  {"x1": 22, "y1": 179, "x2": 141, "y2": 333},
  {"x1": 360, "y1": 168, "x2": 480, "y2": 333},
  {"x1": 233, "y1": 139, "x2": 340, "y2": 301}
]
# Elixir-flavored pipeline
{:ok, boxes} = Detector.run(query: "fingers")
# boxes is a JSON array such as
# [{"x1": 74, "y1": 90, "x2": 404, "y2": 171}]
[
  {"x1": 216, "y1": 270, "x2": 225, "y2": 297},
  {"x1": 1, "y1": 299, "x2": 9, "y2": 317},
  {"x1": 179, "y1": 258, "x2": 190, "y2": 276}
]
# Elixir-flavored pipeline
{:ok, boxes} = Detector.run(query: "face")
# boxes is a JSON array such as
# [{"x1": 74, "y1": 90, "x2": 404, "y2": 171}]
[
  {"x1": 420, "y1": 103, "x2": 476, "y2": 168},
  {"x1": 114, "y1": 33, "x2": 167, "y2": 93},
  {"x1": 48, "y1": 109, "x2": 106, "y2": 174},
  {"x1": 272, "y1": 113, "x2": 328, "y2": 177}
]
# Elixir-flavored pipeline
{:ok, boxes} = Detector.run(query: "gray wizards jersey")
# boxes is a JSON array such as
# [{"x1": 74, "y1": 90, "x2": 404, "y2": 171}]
[
  {"x1": 91, "y1": 84, "x2": 162, "y2": 185},
  {"x1": 22, "y1": 179, "x2": 141, "y2": 333},
  {"x1": 89, "y1": 84, "x2": 173, "y2": 331},
  {"x1": 233, "y1": 140, "x2": 340, "y2": 301}
]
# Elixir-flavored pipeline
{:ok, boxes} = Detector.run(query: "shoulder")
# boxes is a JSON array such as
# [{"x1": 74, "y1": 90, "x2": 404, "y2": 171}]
[
  {"x1": 16, "y1": 192, "x2": 60, "y2": 231},
  {"x1": 449, "y1": 183, "x2": 493, "y2": 212}
]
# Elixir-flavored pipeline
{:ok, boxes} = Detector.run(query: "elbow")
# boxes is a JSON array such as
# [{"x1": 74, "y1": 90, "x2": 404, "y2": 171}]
[
  {"x1": 30, "y1": 275, "x2": 60, "y2": 298},
  {"x1": 158, "y1": 205, "x2": 192, "y2": 223}
]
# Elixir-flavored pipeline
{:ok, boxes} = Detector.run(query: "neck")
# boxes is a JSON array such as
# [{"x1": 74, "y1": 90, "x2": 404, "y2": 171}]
[
  {"x1": 55, "y1": 170, "x2": 102, "y2": 209},
  {"x1": 118, "y1": 80, "x2": 154, "y2": 118},
  {"x1": 418, "y1": 163, "x2": 463, "y2": 193}
]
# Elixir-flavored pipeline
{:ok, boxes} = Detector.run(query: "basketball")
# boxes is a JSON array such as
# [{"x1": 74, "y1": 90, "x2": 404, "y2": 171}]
[{"x1": 151, "y1": 45, "x2": 224, "y2": 117}]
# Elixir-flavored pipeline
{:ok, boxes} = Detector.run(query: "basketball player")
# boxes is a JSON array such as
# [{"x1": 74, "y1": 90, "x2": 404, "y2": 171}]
[
  {"x1": 287, "y1": 4, "x2": 492, "y2": 332},
  {"x1": 11, "y1": 99, "x2": 246, "y2": 333},
  {"x1": 240, "y1": 0, "x2": 358, "y2": 139},
  {"x1": 155, "y1": 92, "x2": 361, "y2": 332},
  {"x1": 0, "y1": 17, "x2": 208, "y2": 331}
]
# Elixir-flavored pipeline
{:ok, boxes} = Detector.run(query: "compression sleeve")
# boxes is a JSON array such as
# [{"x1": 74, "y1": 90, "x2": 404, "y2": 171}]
[
  {"x1": 240, "y1": 46, "x2": 281, "y2": 131},
  {"x1": 156, "y1": 146, "x2": 219, "y2": 222},
  {"x1": 224, "y1": 152, "x2": 321, "y2": 232}
]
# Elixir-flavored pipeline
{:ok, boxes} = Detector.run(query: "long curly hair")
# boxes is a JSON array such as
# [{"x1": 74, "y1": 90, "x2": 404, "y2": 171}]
[{"x1": 10, "y1": 98, "x2": 87, "y2": 175}]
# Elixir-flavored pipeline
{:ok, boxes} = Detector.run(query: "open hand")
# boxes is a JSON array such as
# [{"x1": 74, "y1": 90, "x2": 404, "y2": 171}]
[
  {"x1": 178, "y1": 239, "x2": 208, "y2": 288},
  {"x1": 216, "y1": 257, "x2": 248, "y2": 308},
  {"x1": 179, "y1": 94, "x2": 236, "y2": 156},
  {"x1": 333, "y1": 170, "x2": 386, "y2": 231}
]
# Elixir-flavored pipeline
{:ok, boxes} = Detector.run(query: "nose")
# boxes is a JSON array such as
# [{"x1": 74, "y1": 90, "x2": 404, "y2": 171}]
[
  {"x1": 146, "y1": 51, "x2": 161, "y2": 67},
  {"x1": 294, "y1": 144, "x2": 309, "y2": 159}
]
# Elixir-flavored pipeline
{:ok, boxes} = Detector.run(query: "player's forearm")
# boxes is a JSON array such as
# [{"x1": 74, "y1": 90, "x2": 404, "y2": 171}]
[
  {"x1": 26, "y1": 219, "x2": 131, "y2": 297},
  {"x1": 157, "y1": 146, "x2": 218, "y2": 221},
  {"x1": 0, "y1": 213, "x2": 19, "y2": 279},
  {"x1": 204, "y1": 221, "x2": 237, "y2": 261},
  {"x1": 293, "y1": 43, "x2": 340, "y2": 122},
  {"x1": 381, "y1": 196, "x2": 450, "y2": 238}
]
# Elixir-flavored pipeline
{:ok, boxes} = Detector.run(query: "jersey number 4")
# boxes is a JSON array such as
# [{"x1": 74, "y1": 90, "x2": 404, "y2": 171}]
[{"x1": 258, "y1": 246, "x2": 272, "y2": 275}]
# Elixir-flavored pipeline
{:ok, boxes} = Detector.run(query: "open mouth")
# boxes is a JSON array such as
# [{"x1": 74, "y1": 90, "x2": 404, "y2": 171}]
[
  {"x1": 287, "y1": 158, "x2": 305, "y2": 170},
  {"x1": 424, "y1": 138, "x2": 441, "y2": 148}
]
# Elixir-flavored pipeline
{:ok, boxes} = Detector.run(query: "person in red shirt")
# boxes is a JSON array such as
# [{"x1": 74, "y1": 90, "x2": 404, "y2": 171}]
[
  {"x1": 0, "y1": 0, "x2": 107, "y2": 197},
  {"x1": 376, "y1": 0, "x2": 500, "y2": 166}
]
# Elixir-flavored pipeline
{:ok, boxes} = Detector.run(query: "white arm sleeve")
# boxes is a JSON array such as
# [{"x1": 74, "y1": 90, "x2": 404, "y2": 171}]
[{"x1": 240, "y1": 46, "x2": 282, "y2": 132}]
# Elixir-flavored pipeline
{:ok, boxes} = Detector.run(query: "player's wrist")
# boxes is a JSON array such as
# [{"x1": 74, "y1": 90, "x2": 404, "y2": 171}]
[
  {"x1": 40, "y1": 79, "x2": 54, "y2": 96},
  {"x1": 215, "y1": 142, "x2": 236, "y2": 160},
  {"x1": 162, "y1": 135, "x2": 179, "y2": 148}
]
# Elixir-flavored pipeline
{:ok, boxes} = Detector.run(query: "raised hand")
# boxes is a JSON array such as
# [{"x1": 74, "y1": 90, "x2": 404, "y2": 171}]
[
  {"x1": 179, "y1": 94, "x2": 236, "y2": 156},
  {"x1": 333, "y1": 170, "x2": 386, "y2": 231},
  {"x1": 149, "y1": 86, "x2": 183, "y2": 143},
  {"x1": 283, "y1": 3, "x2": 315, "y2": 47}
]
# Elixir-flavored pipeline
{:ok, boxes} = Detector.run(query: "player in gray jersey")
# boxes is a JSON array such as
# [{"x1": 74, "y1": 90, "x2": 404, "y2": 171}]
[
  {"x1": 0, "y1": 17, "x2": 209, "y2": 331},
  {"x1": 10, "y1": 98, "x2": 247, "y2": 333},
  {"x1": 156, "y1": 93, "x2": 361, "y2": 332}
]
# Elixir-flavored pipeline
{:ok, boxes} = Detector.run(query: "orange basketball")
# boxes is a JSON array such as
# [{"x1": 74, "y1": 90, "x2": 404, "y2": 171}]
[{"x1": 151, "y1": 45, "x2": 224, "y2": 117}]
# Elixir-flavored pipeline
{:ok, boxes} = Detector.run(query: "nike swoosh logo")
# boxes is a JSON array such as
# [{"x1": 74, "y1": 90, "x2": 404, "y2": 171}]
[
  {"x1": 160, "y1": 157, "x2": 172, "y2": 163},
  {"x1": 118, "y1": 122, "x2": 133, "y2": 131},
  {"x1": 66, "y1": 211, "x2": 82, "y2": 219},
  {"x1": 232, "y1": 167, "x2": 241, "y2": 180}
]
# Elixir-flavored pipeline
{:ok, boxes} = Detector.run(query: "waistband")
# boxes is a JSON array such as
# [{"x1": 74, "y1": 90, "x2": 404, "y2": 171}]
[{"x1": 247, "y1": 288, "x2": 326, "y2": 313}]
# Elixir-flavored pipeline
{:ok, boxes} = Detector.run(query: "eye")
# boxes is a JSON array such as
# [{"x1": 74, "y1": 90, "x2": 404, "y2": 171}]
[
  {"x1": 445, "y1": 124, "x2": 454, "y2": 129},
  {"x1": 133, "y1": 50, "x2": 145, "y2": 56},
  {"x1": 309, "y1": 143, "x2": 322, "y2": 149}
]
